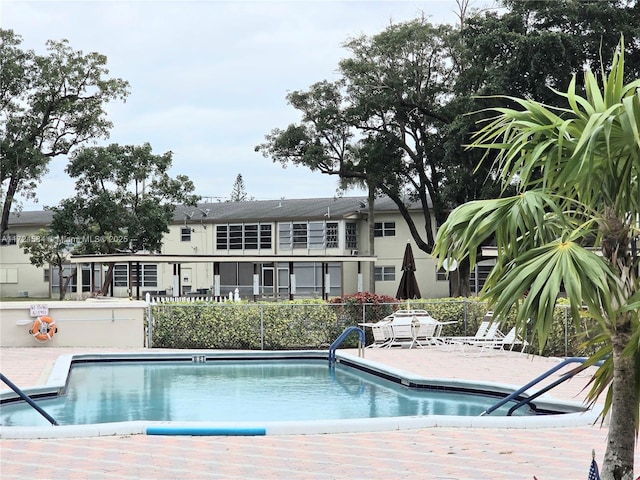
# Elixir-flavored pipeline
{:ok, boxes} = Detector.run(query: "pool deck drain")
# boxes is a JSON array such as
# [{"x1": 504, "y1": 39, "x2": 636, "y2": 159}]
[{"x1": 1, "y1": 346, "x2": 639, "y2": 479}]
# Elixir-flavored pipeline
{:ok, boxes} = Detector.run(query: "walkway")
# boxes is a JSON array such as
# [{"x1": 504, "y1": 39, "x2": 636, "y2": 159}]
[{"x1": 1, "y1": 346, "x2": 638, "y2": 479}]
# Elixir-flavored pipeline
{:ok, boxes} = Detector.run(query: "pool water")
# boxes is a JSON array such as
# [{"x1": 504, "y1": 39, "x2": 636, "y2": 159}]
[{"x1": 0, "y1": 359, "x2": 534, "y2": 427}]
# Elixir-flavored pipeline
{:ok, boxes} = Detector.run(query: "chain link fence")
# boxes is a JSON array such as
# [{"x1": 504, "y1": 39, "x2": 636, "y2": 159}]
[{"x1": 145, "y1": 299, "x2": 597, "y2": 357}]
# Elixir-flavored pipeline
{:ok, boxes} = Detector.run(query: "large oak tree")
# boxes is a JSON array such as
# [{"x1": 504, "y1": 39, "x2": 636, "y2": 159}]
[
  {"x1": 0, "y1": 29, "x2": 129, "y2": 237},
  {"x1": 48, "y1": 143, "x2": 199, "y2": 295},
  {"x1": 258, "y1": 1, "x2": 640, "y2": 297}
]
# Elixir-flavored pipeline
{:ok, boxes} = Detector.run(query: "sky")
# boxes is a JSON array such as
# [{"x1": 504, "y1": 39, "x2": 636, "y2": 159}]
[{"x1": 3, "y1": 0, "x2": 477, "y2": 210}]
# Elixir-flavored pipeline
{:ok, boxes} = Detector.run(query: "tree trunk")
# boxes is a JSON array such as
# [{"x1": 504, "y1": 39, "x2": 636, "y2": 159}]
[
  {"x1": 100, "y1": 263, "x2": 114, "y2": 296},
  {"x1": 601, "y1": 327, "x2": 636, "y2": 480},
  {"x1": 57, "y1": 266, "x2": 77, "y2": 300},
  {"x1": 367, "y1": 187, "x2": 375, "y2": 293},
  {"x1": 1, "y1": 175, "x2": 20, "y2": 238},
  {"x1": 449, "y1": 258, "x2": 471, "y2": 297},
  {"x1": 57, "y1": 268, "x2": 66, "y2": 301},
  {"x1": 61, "y1": 271, "x2": 77, "y2": 300}
]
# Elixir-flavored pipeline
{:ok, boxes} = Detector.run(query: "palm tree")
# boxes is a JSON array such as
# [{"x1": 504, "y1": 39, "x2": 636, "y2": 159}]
[{"x1": 432, "y1": 39, "x2": 639, "y2": 480}]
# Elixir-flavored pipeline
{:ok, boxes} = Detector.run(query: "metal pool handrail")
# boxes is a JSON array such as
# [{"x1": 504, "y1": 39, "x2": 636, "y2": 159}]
[
  {"x1": 480, "y1": 357, "x2": 604, "y2": 416},
  {"x1": 0, "y1": 372, "x2": 58, "y2": 426},
  {"x1": 329, "y1": 327, "x2": 365, "y2": 365}
]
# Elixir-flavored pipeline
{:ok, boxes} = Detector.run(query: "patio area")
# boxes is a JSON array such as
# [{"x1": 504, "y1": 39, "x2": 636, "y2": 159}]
[{"x1": 1, "y1": 346, "x2": 638, "y2": 479}]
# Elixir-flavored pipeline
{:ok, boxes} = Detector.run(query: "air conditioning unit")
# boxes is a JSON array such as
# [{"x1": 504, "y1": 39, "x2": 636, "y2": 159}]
[
  {"x1": 17, "y1": 291, "x2": 29, "y2": 298},
  {"x1": 351, "y1": 250, "x2": 359, "y2": 256}
]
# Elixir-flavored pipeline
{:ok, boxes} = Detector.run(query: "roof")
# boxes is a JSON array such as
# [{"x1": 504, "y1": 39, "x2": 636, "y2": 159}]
[
  {"x1": 8, "y1": 195, "x2": 429, "y2": 227},
  {"x1": 68, "y1": 253, "x2": 377, "y2": 264},
  {"x1": 5, "y1": 209, "x2": 54, "y2": 227}
]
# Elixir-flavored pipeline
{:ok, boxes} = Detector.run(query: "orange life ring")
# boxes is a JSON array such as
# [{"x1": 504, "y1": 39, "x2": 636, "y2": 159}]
[{"x1": 30, "y1": 316, "x2": 57, "y2": 342}]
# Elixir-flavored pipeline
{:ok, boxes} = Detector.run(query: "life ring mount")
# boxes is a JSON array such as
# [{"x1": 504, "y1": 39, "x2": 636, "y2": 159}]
[{"x1": 30, "y1": 316, "x2": 57, "y2": 342}]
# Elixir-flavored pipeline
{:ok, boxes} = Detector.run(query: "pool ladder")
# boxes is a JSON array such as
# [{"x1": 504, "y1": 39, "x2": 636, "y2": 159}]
[
  {"x1": 328, "y1": 327, "x2": 365, "y2": 365},
  {"x1": 481, "y1": 357, "x2": 604, "y2": 416},
  {"x1": 0, "y1": 372, "x2": 58, "y2": 426}
]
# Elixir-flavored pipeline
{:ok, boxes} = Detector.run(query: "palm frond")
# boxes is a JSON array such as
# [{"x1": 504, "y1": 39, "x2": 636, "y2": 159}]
[{"x1": 482, "y1": 240, "x2": 616, "y2": 351}]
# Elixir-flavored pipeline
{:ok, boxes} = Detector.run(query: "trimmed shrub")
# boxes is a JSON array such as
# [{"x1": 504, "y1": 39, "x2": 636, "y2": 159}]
[
  {"x1": 151, "y1": 300, "x2": 340, "y2": 349},
  {"x1": 330, "y1": 292, "x2": 400, "y2": 346},
  {"x1": 149, "y1": 296, "x2": 605, "y2": 356}
]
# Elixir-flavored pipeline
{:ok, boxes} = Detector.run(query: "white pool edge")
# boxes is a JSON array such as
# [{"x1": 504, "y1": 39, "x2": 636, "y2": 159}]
[{"x1": 0, "y1": 350, "x2": 604, "y2": 439}]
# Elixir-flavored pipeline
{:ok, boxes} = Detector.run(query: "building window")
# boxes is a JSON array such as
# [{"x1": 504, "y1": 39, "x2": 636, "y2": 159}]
[
  {"x1": 50, "y1": 265, "x2": 76, "y2": 293},
  {"x1": 114, "y1": 264, "x2": 158, "y2": 288},
  {"x1": 229, "y1": 225, "x2": 243, "y2": 250},
  {"x1": 1, "y1": 233, "x2": 16, "y2": 246},
  {"x1": 139, "y1": 264, "x2": 158, "y2": 287},
  {"x1": 292, "y1": 223, "x2": 307, "y2": 248},
  {"x1": 180, "y1": 227, "x2": 192, "y2": 242},
  {"x1": 216, "y1": 225, "x2": 228, "y2": 250},
  {"x1": 43, "y1": 269, "x2": 50, "y2": 282},
  {"x1": 278, "y1": 223, "x2": 292, "y2": 250},
  {"x1": 374, "y1": 266, "x2": 395, "y2": 281},
  {"x1": 279, "y1": 222, "x2": 340, "y2": 250},
  {"x1": 346, "y1": 222, "x2": 357, "y2": 249},
  {"x1": 326, "y1": 222, "x2": 338, "y2": 248},
  {"x1": 217, "y1": 224, "x2": 272, "y2": 250},
  {"x1": 245, "y1": 224, "x2": 258, "y2": 249},
  {"x1": 260, "y1": 224, "x2": 272, "y2": 249},
  {"x1": 114, "y1": 264, "x2": 128, "y2": 287},
  {"x1": 469, "y1": 263, "x2": 494, "y2": 295},
  {"x1": 308, "y1": 222, "x2": 324, "y2": 249},
  {"x1": 374, "y1": 222, "x2": 395, "y2": 237}
]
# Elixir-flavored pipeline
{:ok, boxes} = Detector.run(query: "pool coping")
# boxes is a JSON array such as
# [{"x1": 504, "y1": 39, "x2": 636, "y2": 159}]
[{"x1": 0, "y1": 350, "x2": 603, "y2": 439}]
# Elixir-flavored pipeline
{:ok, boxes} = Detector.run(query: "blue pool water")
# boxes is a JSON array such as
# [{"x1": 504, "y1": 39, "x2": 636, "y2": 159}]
[{"x1": 0, "y1": 359, "x2": 537, "y2": 427}]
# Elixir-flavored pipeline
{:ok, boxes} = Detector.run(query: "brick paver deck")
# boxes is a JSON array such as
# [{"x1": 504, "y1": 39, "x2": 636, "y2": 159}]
[{"x1": 1, "y1": 346, "x2": 638, "y2": 479}]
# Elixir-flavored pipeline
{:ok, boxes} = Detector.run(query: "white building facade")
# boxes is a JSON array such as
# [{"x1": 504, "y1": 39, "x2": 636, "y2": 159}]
[{"x1": 0, "y1": 196, "x2": 453, "y2": 300}]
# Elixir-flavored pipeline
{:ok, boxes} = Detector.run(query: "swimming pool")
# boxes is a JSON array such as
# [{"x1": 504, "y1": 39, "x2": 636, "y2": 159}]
[{"x1": 0, "y1": 351, "x2": 598, "y2": 438}]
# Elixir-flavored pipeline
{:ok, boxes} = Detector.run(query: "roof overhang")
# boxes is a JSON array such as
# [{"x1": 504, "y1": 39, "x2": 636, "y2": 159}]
[{"x1": 68, "y1": 253, "x2": 377, "y2": 264}]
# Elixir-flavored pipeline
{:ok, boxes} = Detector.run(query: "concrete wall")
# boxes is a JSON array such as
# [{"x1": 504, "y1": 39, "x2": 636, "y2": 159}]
[{"x1": 0, "y1": 300, "x2": 147, "y2": 348}]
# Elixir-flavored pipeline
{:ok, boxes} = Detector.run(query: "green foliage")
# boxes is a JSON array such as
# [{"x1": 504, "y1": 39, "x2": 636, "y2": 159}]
[
  {"x1": 229, "y1": 174, "x2": 252, "y2": 202},
  {"x1": 151, "y1": 300, "x2": 341, "y2": 350},
  {"x1": 330, "y1": 292, "x2": 398, "y2": 323},
  {"x1": 433, "y1": 37, "x2": 639, "y2": 477},
  {"x1": 256, "y1": 18, "x2": 458, "y2": 256},
  {"x1": 329, "y1": 292, "x2": 399, "y2": 346},
  {"x1": 149, "y1": 297, "x2": 602, "y2": 357},
  {"x1": 47, "y1": 143, "x2": 199, "y2": 294},
  {"x1": 20, "y1": 228, "x2": 74, "y2": 300},
  {"x1": 0, "y1": 29, "x2": 129, "y2": 236},
  {"x1": 257, "y1": 3, "x2": 640, "y2": 300},
  {"x1": 49, "y1": 143, "x2": 200, "y2": 256}
]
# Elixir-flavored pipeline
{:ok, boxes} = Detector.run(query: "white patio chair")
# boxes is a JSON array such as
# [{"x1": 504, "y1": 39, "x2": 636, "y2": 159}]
[
  {"x1": 388, "y1": 317, "x2": 415, "y2": 348},
  {"x1": 460, "y1": 320, "x2": 503, "y2": 350},
  {"x1": 479, "y1": 326, "x2": 529, "y2": 354},
  {"x1": 414, "y1": 321, "x2": 438, "y2": 347},
  {"x1": 366, "y1": 321, "x2": 393, "y2": 348},
  {"x1": 440, "y1": 314, "x2": 493, "y2": 348}
]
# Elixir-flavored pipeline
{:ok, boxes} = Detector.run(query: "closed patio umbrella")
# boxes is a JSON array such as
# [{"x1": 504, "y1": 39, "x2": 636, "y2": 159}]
[{"x1": 396, "y1": 242, "x2": 421, "y2": 300}]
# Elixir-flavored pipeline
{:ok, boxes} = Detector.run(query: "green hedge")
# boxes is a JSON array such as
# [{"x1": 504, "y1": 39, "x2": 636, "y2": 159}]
[
  {"x1": 151, "y1": 299, "x2": 341, "y2": 349},
  {"x1": 149, "y1": 296, "x2": 605, "y2": 356}
]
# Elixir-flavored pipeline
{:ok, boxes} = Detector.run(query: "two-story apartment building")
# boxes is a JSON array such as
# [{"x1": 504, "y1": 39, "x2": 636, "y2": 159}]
[{"x1": 0, "y1": 196, "x2": 453, "y2": 300}]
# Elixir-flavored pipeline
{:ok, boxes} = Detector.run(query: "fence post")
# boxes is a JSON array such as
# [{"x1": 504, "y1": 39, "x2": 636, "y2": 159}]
[
  {"x1": 260, "y1": 304, "x2": 265, "y2": 350},
  {"x1": 463, "y1": 298, "x2": 468, "y2": 336},
  {"x1": 564, "y1": 305, "x2": 569, "y2": 357},
  {"x1": 146, "y1": 297, "x2": 153, "y2": 349}
]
